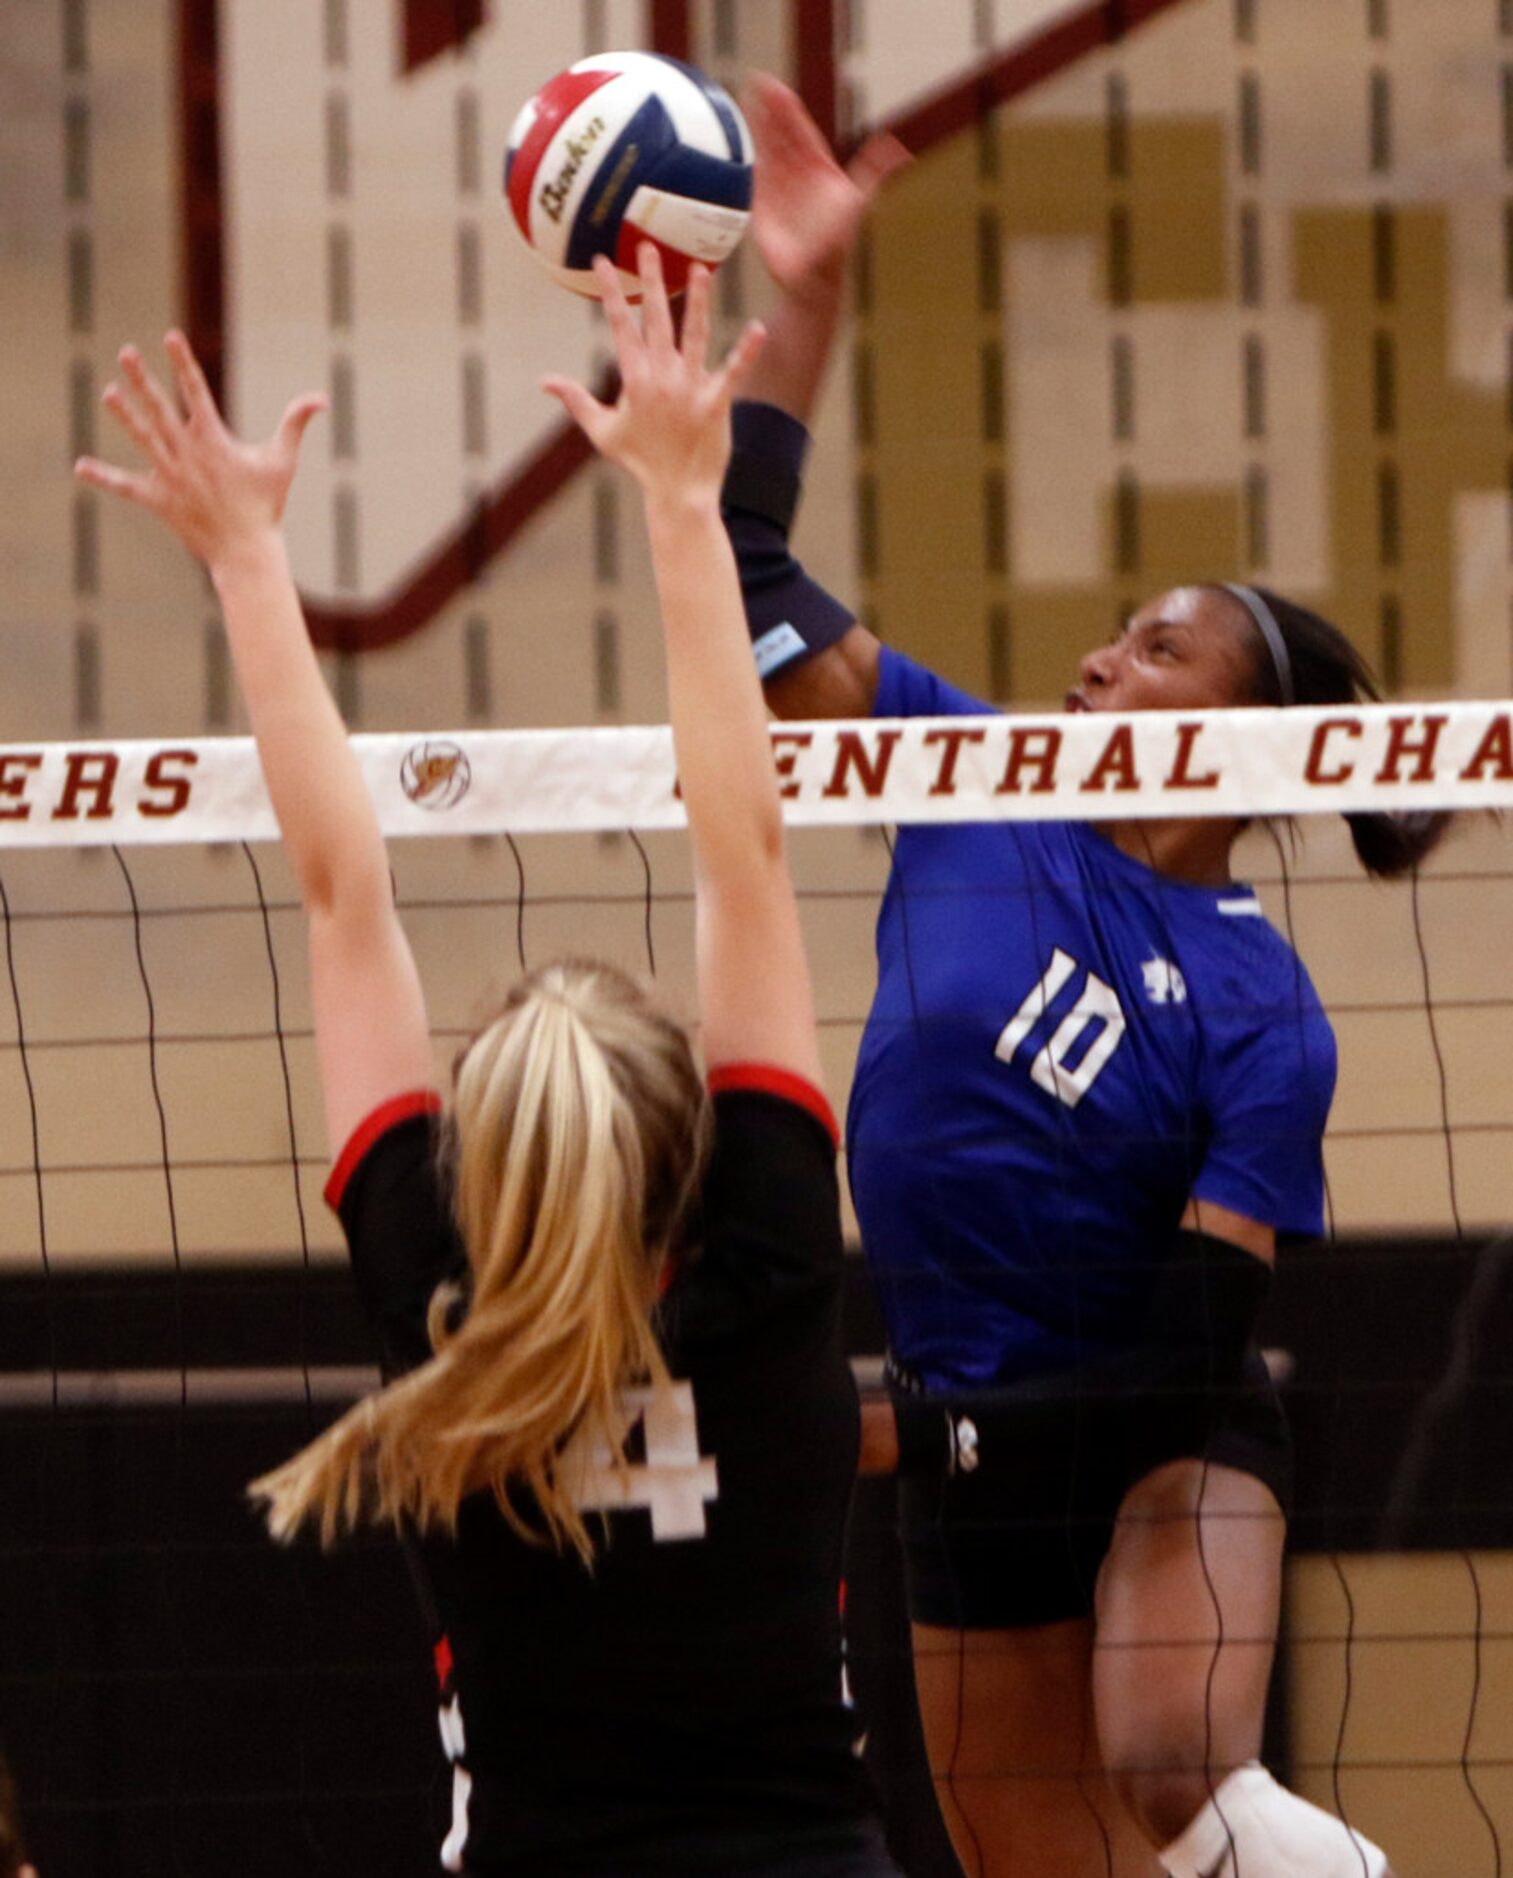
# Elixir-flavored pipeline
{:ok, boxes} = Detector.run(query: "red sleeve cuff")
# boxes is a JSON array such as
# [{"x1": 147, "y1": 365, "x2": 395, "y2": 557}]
[
  {"x1": 706, "y1": 1063, "x2": 839, "y2": 1149},
  {"x1": 325, "y1": 1089, "x2": 444, "y2": 1212}
]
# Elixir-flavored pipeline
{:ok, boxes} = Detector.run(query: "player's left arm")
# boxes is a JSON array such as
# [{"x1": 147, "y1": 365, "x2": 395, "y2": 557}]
[
  {"x1": 74, "y1": 334, "x2": 433, "y2": 1156},
  {"x1": 1187, "y1": 997, "x2": 1335, "y2": 1257},
  {"x1": 1178, "y1": 1198, "x2": 1273, "y2": 1263}
]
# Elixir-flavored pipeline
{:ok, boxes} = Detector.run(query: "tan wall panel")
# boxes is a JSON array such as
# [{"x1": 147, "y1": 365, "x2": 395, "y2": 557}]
[
  {"x1": 1000, "y1": 121, "x2": 1108, "y2": 242},
  {"x1": 1008, "y1": 592, "x2": 1118, "y2": 709},
  {"x1": 1126, "y1": 121, "x2": 1227, "y2": 304},
  {"x1": 1289, "y1": 1553, "x2": 1513, "y2": 1876},
  {"x1": 865, "y1": 138, "x2": 994, "y2": 691},
  {"x1": 1110, "y1": 487, "x2": 1243, "y2": 598}
]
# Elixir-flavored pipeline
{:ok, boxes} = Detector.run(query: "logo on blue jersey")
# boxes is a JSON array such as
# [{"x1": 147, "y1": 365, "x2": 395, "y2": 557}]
[{"x1": 1141, "y1": 957, "x2": 1188, "y2": 1005}]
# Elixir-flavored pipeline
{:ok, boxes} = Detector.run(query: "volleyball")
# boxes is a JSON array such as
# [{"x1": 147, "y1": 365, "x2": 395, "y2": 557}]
[{"x1": 503, "y1": 53, "x2": 754, "y2": 298}]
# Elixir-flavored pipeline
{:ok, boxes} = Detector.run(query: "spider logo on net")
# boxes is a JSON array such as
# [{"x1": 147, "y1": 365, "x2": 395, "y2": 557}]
[{"x1": 401, "y1": 740, "x2": 472, "y2": 810}]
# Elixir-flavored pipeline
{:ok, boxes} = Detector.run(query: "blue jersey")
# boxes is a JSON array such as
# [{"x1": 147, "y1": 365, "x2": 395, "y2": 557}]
[{"x1": 849, "y1": 649, "x2": 1337, "y2": 1390}]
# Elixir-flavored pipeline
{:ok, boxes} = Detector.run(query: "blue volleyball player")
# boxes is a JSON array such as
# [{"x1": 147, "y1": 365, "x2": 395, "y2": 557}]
[{"x1": 722, "y1": 75, "x2": 1440, "y2": 1878}]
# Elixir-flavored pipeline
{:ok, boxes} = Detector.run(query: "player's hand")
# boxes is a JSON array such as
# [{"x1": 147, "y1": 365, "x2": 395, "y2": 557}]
[
  {"x1": 743, "y1": 73, "x2": 910, "y2": 299},
  {"x1": 74, "y1": 331, "x2": 325, "y2": 574},
  {"x1": 543, "y1": 246, "x2": 765, "y2": 508}
]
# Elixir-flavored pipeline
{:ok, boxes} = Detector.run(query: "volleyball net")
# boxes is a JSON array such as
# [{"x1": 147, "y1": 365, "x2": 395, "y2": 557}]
[{"x1": 1, "y1": 707, "x2": 1511, "y2": 1874}]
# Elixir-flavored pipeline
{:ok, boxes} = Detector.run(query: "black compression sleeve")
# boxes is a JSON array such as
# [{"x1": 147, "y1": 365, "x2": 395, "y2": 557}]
[
  {"x1": 722, "y1": 401, "x2": 857, "y2": 680},
  {"x1": 1140, "y1": 1228, "x2": 1272, "y2": 1383}
]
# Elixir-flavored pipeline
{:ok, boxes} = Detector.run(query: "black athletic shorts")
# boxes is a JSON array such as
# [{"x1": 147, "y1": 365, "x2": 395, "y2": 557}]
[
  {"x1": 897, "y1": 1345, "x2": 1293, "y2": 1630},
  {"x1": 475, "y1": 1821, "x2": 904, "y2": 1876},
  {"x1": 737, "y1": 1827, "x2": 902, "y2": 1878}
]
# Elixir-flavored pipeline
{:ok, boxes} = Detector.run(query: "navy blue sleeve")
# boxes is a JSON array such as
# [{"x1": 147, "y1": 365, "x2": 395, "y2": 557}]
[{"x1": 873, "y1": 646, "x2": 995, "y2": 720}]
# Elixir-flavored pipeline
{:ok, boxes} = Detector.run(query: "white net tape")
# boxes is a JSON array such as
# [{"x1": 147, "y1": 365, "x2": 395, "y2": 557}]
[{"x1": 3, "y1": 702, "x2": 1511, "y2": 845}]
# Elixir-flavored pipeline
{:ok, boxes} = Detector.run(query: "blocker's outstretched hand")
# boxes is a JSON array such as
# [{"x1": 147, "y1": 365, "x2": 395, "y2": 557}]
[
  {"x1": 543, "y1": 246, "x2": 765, "y2": 507},
  {"x1": 74, "y1": 331, "x2": 325, "y2": 570},
  {"x1": 743, "y1": 73, "x2": 910, "y2": 297},
  {"x1": 546, "y1": 239, "x2": 821, "y2": 1088},
  {"x1": 73, "y1": 332, "x2": 428, "y2": 1170}
]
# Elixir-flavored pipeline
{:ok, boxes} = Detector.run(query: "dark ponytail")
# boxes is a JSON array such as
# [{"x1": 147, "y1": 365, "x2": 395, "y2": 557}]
[{"x1": 1225, "y1": 586, "x2": 1451, "y2": 879}]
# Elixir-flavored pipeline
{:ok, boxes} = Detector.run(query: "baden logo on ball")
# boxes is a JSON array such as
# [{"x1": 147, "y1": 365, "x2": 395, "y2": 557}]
[{"x1": 504, "y1": 52, "x2": 753, "y2": 298}]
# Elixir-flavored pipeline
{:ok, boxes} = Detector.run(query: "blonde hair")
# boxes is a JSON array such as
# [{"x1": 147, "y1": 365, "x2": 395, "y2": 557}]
[{"x1": 250, "y1": 959, "x2": 711, "y2": 1563}]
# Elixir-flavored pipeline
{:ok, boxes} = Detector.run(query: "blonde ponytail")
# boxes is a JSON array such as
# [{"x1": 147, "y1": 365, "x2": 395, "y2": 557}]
[{"x1": 250, "y1": 960, "x2": 711, "y2": 1563}]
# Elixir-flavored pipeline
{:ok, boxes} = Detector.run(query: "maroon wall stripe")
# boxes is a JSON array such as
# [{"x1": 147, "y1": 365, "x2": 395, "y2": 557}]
[
  {"x1": 177, "y1": 0, "x2": 225, "y2": 412},
  {"x1": 649, "y1": 0, "x2": 693, "y2": 65},
  {"x1": 793, "y1": 0, "x2": 838, "y2": 151},
  {"x1": 401, "y1": 0, "x2": 488, "y2": 74},
  {"x1": 854, "y1": 0, "x2": 1185, "y2": 160}
]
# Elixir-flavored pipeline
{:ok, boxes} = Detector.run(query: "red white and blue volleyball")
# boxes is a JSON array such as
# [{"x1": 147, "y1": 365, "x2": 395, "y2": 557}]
[{"x1": 504, "y1": 53, "x2": 754, "y2": 298}]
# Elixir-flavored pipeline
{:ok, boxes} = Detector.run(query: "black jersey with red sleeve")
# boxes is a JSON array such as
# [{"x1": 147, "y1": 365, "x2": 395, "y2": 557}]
[{"x1": 327, "y1": 1069, "x2": 883, "y2": 1876}]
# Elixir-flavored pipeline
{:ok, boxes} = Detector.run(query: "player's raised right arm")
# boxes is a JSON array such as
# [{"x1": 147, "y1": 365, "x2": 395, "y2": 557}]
[
  {"x1": 546, "y1": 248, "x2": 823, "y2": 1089},
  {"x1": 74, "y1": 334, "x2": 433, "y2": 1156},
  {"x1": 723, "y1": 76, "x2": 909, "y2": 720}
]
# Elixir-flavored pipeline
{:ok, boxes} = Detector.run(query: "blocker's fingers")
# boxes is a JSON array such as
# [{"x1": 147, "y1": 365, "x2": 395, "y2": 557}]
[
  {"x1": 593, "y1": 255, "x2": 640, "y2": 355},
  {"x1": 101, "y1": 379, "x2": 161, "y2": 462},
  {"x1": 119, "y1": 345, "x2": 183, "y2": 450},
  {"x1": 718, "y1": 319, "x2": 767, "y2": 399},
  {"x1": 679, "y1": 264, "x2": 712, "y2": 370},
  {"x1": 164, "y1": 329, "x2": 220, "y2": 428},
  {"x1": 747, "y1": 73, "x2": 831, "y2": 164},
  {"x1": 273, "y1": 392, "x2": 328, "y2": 461},
  {"x1": 637, "y1": 242, "x2": 676, "y2": 354},
  {"x1": 73, "y1": 455, "x2": 156, "y2": 508},
  {"x1": 742, "y1": 74, "x2": 788, "y2": 148},
  {"x1": 740, "y1": 82, "x2": 783, "y2": 169},
  {"x1": 542, "y1": 374, "x2": 612, "y2": 443},
  {"x1": 847, "y1": 130, "x2": 912, "y2": 200}
]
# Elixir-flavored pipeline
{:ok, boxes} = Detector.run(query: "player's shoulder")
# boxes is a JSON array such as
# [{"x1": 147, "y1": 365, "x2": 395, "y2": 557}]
[
  {"x1": 326, "y1": 1089, "x2": 447, "y2": 1220},
  {"x1": 324, "y1": 1091, "x2": 462, "y2": 1378},
  {"x1": 665, "y1": 1070, "x2": 844, "y2": 1347},
  {"x1": 1208, "y1": 890, "x2": 1326, "y2": 1011},
  {"x1": 707, "y1": 1066, "x2": 840, "y2": 1159},
  {"x1": 701, "y1": 1069, "x2": 842, "y2": 1257},
  {"x1": 874, "y1": 645, "x2": 993, "y2": 720},
  {"x1": 700, "y1": 1072, "x2": 842, "y2": 1240},
  {"x1": 1187, "y1": 898, "x2": 1336, "y2": 1097}
]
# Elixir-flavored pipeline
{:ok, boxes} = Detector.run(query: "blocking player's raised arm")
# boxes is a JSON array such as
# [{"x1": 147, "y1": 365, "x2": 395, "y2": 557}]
[
  {"x1": 73, "y1": 333, "x2": 433, "y2": 1156},
  {"x1": 545, "y1": 247, "x2": 824, "y2": 1089}
]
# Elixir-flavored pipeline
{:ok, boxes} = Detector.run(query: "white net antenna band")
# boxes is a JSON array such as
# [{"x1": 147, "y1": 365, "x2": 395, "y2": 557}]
[{"x1": 2, "y1": 702, "x2": 1512, "y2": 845}]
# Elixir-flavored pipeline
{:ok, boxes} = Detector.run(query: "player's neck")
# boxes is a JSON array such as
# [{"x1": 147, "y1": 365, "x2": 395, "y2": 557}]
[{"x1": 1100, "y1": 816, "x2": 1241, "y2": 886}]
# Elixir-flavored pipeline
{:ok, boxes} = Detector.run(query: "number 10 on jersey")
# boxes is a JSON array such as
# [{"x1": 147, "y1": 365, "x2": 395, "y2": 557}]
[{"x1": 995, "y1": 947, "x2": 1127, "y2": 1110}]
